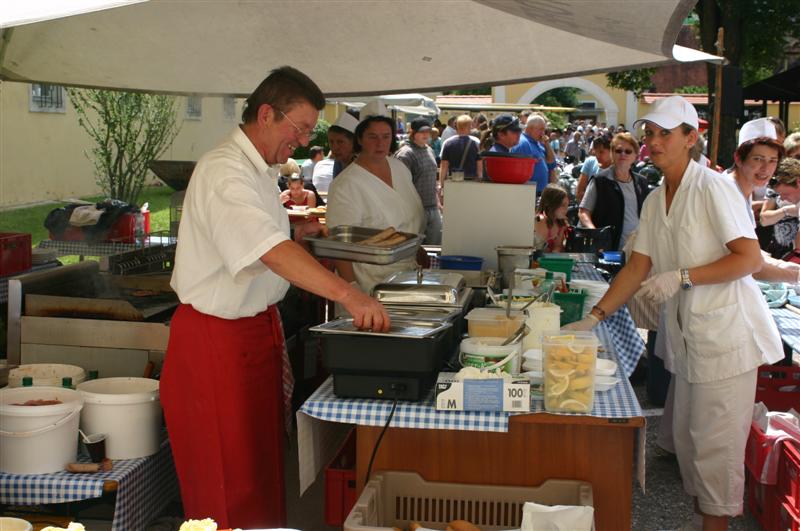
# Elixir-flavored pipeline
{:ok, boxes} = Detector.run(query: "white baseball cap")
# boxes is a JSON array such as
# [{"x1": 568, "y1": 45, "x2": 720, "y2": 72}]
[
  {"x1": 332, "y1": 112, "x2": 359, "y2": 134},
  {"x1": 633, "y1": 95, "x2": 699, "y2": 131},
  {"x1": 738, "y1": 118, "x2": 777, "y2": 147}
]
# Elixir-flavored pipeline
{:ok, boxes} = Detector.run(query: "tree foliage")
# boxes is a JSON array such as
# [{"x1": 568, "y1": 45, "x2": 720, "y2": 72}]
[
  {"x1": 533, "y1": 87, "x2": 580, "y2": 108},
  {"x1": 292, "y1": 119, "x2": 330, "y2": 160},
  {"x1": 674, "y1": 85, "x2": 709, "y2": 94},
  {"x1": 67, "y1": 89, "x2": 181, "y2": 206},
  {"x1": 605, "y1": 68, "x2": 656, "y2": 99}
]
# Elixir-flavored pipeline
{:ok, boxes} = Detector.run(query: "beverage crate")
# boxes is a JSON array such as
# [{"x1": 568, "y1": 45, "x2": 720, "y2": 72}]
[
  {"x1": 325, "y1": 429, "x2": 357, "y2": 526},
  {"x1": 778, "y1": 441, "x2": 800, "y2": 514},
  {"x1": 344, "y1": 471, "x2": 593, "y2": 531},
  {"x1": 755, "y1": 364, "x2": 800, "y2": 412},
  {"x1": 747, "y1": 470, "x2": 779, "y2": 531},
  {"x1": 779, "y1": 500, "x2": 800, "y2": 531},
  {"x1": 0, "y1": 232, "x2": 32, "y2": 276},
  {"x1": 746, "y1": 421, "x2": 774, "y2": 481},
  {"x1": 552, "y1": 288, "x2": 588, "y2": 326}
]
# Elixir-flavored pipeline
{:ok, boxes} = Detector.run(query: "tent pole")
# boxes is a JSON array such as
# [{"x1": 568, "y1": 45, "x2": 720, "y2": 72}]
[{"x1": 710, "y1": 28, "x2": 724, "y2": 168}]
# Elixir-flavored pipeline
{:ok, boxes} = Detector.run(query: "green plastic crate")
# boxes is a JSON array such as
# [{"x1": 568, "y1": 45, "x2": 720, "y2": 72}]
[
  {"x1": 552, "y1": 288, "x2": 588, "y2": 325},
  {"x1": 539, "y1": 257, "x2": 575, "y2": 282}
]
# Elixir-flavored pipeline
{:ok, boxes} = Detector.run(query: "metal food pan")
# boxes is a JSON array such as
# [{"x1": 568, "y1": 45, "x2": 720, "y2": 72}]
[
  {"x1": 384, "y1": 306, "x2": 462, "y2": 323},
  {"x1": 310, "y1": 317, "x2": 451, "y2": 339},
  {"x1": 305, "y1": 226, "x2": 422, "y2": 265}
]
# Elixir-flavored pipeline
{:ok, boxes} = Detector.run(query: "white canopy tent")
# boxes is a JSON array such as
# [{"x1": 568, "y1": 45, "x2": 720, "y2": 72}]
[
  {"x1": 332, "y1": 94, "x2": 441, "y2": 117},
  {"x1": 0, "y1": 0, "x2": 717, "y2": 97}
]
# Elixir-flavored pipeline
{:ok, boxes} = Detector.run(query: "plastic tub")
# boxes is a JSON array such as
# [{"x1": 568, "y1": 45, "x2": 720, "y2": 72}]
[
  {"x1": 459, "y1": 337, "x2": 522, "y2": 374},
  {"x1": 344, "y1": 470, "x2": 592, "y2": 531},
  {"x1": 77, "y1": 377, "x2": 161, "y2": 459},
  {"x1": 465, "y1": 307, "x2": 524, "y2": 338},
  {"x1": 0, "y1": 518, "x2": 33, "y2": 531},
  {"x1": 0, "y1": 386, "x2": 83, "y2": 474},
  {"x1": 552, "y1": 289, "x2": 588, "y2": 325},
  {"x1": 485, "y1": 156, "x2": 538, "y2": 184},
  {"x1": 8, "y1": 364, "x2": 86, "y2": 388},
  {"x1": 438, "y1": 255, "x2": 483, "y2": 271},
  {"x1": 542, "y1": 332, "x2": 598, "y2": 414}
]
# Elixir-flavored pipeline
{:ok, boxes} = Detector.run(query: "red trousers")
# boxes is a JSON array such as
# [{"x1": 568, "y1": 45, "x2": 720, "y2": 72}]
[{"x1": 161, "y1": 304, "x2": 286, "y2": 528}]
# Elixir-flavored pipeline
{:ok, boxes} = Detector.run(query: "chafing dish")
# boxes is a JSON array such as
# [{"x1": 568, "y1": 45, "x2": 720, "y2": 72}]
[
  {"x1": 309, "y1": 318, "x2": 451, "y2": 339},
  {"x1": 372, "y1": 270, "x2": 465, "y2": 306},
  {"x1": 385, "y1": 306, "x2": 462, "y2": 323},
  {"x1": 305, "y1": 225, "x2": 422, "y2": 265}
]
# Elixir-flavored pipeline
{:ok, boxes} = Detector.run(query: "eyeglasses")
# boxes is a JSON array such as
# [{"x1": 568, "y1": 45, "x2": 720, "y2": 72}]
[
  {"x1": 280, "y1": 111, "x2": 316, "y2": 141},
  {"x1": 614, "y1": 148, "x2": 634, "y2": 155},
  {"x1": 769, "y1": 177, "x2": 799, "y2": 187}
]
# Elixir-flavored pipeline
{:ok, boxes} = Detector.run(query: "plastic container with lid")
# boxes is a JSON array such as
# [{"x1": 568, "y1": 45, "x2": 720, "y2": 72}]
[
  {"x1": 8, "y1": 364, "x2": 86, "y2": 388},
  {"x1": 459, "y1": 337, "x2": 522, "y2": 374},
  {"x1": 542, "y1": 332, "x2": 599, "y2": 414},
  {"x1": 465, "y1": 307, "x2": 524, "y2": 338}
]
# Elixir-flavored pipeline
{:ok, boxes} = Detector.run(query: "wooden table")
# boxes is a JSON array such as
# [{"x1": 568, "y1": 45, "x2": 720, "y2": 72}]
[{"x1": 357, "y1": 412, "x2": 644, "y2": 531}]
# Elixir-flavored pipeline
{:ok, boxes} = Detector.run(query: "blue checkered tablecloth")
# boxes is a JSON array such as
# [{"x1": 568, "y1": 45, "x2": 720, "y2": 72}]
[
  {"x1": 573, "y1": 263, "x2": 646, "y2": 377},
  {"x1": 771, "y1": 307, "x2": 800, "y2": 353},
  {"x1": 301, "y1": 324, "x2": 643, "y2": 434},
  {"x1": 0, "y1": 437, "x2": 179, "y2": 531}
]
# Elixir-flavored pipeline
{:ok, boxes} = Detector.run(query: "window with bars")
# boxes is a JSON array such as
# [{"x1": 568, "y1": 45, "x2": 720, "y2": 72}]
[
  {"x1": 223, "y1": 96, "x2": 237, "y2": 121},
  {"x1": 30, "y1": 84, "x2": 66, "y2": 113},
  {"x1": 186, "y1": 95, "x2": 202, "y2": 120}
]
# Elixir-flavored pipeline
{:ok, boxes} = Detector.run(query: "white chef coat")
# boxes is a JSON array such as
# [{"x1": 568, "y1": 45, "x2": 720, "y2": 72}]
[
  {"x1": 633, "y1": 160, "x2": 782, "y2": 383},
  {"x1": 170, "y1": 127, "x2": 291, "y2": 319},
  {"x1": 326, "y1": 157, "x2": 425, "y2": 292},
  {"x1": 312, "y1": 158, "x2": 335, "y2": 193}
]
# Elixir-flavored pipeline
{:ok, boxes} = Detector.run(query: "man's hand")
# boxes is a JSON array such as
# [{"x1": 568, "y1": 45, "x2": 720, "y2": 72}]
[
  {"x1": 339, "y1": 286, "x2": 391, "y2": 332},
  {"x1": 562, "y1": 314, "x2": 599, "y2": 332},
  {"x1": 293, "y1": 220, "x2": 328, "y2": 250},
  {"x1": 636, "y1": 270, "x2": 681, "y2": 304}
]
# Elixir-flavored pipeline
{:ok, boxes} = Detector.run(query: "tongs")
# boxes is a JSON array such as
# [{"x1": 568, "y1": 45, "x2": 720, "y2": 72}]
[
  {"x1": 501, "y1": 321, "x2": 529, "y2": 346},
  {"x1": 518, "y1": 282, "x2": 556, "y2": 313}
]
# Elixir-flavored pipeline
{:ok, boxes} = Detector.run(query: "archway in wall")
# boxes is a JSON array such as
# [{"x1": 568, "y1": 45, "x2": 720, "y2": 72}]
[{"x1": 517, "y1": 77, "x2": 620, "y2": 126}]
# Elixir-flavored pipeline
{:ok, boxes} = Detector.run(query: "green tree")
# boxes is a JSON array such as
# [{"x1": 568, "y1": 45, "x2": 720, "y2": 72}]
[
  {"x1": 67, "y1": 89, "x2": 181, "y2": 206},
  {"x1": 696, "y1": 0, "x2": 800, "y2": 165},
  {"x1": 443, "y1": 87, "x2": 492, "y2": 96},
  {"x1": 533, "y1": 87, "x2": 580, "y2": 108},
  {"x1": 675, "y1": 85, "x2": 709, "y2": 94},
  {"x1": 292, "y1": 119, "x2": 330, "y2": 160},
  {"x1": 605, "y1": 69, "x2": 656, "y2": 100}
]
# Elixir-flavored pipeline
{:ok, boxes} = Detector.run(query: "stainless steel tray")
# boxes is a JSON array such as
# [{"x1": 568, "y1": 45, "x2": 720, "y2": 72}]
[
  {"x1": 306, "y1": 226, "x2": 422, "y2": 265},
  {"x1": 384, "y1": 306, "x2": 462, "y2": 323},
  {"x1": 309, "y1": 317, "x2": 451, "y2": 339},
  {"x1": 372, "y1": 270, "x2": 465, "y2": 305}
]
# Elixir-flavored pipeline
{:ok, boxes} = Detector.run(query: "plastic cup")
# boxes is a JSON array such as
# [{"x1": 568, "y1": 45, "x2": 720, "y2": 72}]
[
  {"x1": 84, "y1": 433, "x2": 107, "y2": 463},
  {"x1": 450, "y1": 170, "x2": 465, "y2": 182}
]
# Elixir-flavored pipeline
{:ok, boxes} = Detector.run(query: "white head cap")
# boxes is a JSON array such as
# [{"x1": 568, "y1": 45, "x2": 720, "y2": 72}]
[
  {"x1": 738, "y1": 118, "x2": 777, "y2": 147},
  {"x1": 332, "y1": 112, "x2": 358, "y2": 134},
  {"x1": 633, "y1": 95, "x2": 699, "y2": 131},
  {"x1": 359, "y1": 100, "x2": 388, "y2": 119}
]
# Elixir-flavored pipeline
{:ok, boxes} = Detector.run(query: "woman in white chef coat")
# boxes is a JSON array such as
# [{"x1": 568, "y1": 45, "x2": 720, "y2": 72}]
[
  {"x1": 326, "y1": 115, "x2": 425, "y2": 292},
  {"x1": 566, "y1": 96, "x2": 782, "y2": 531}
]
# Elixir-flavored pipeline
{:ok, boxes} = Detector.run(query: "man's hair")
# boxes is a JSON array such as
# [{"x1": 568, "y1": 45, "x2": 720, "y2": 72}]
[
  {"x1": 241, "y1": 65, "x2": 325, "y2": 124},
  {"x1": 308, "y1": 146, "x2": 324, "y2": 158},
  {"x1": 353, "y1": 115, "x2": 398, "y2": 154},
  {"x1": 455, "y1": 114, "x2": 473, "y2": 132},
  {"x1": 773, "y1": 157, "x2": 800, "y2": 185},
  {"x1": 768, "y1": 116, "x2": 786, "y2": 139},
  {"x1": 525, "y1": 115, "x2": 546, "y2": 129},
  {"x1": 785, "y1": 132, "x2": 800, "y2": 155},
  {"x1": 735, "y1": 136, "x2": 785, "y2": 162},
  {"x1": 591, "y1": 133, "x2": 612, "y2": 150},
  {"x1": 447, "y1": 116, "x2": 457, "y2": 126}
]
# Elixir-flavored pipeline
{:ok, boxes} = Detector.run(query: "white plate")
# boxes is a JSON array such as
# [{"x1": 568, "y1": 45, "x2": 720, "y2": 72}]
[
  {"x1": 595, "y1": 358, "x2": 617, "y2": 376},
  {"x1": 595, "y1": 375, "x2": 620, "y2": 392}
]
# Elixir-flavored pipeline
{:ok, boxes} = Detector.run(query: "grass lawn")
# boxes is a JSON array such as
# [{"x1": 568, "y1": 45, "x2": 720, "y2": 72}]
[{"x1": 0, "y1": 185, "x2": 175, "y2": 264}]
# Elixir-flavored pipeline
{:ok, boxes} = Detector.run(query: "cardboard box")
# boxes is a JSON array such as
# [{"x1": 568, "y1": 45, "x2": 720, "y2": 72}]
[{"x1": 435, "y1": 372, "x2": 530, "y2": 412}]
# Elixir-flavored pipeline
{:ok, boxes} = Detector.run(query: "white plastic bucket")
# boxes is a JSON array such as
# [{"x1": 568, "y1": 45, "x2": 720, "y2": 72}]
[
  {"x1": 0, "y1": 517, "x2": 33, "y2": 531},
  {"x1": 460, "y1": 336, "x2": 522, "y2": 374},
  {"x1": 77, "y1": 377, "x2": 161, "y2": 459},
  {"x1": 8, "y1": 364, "x2": 86, "y2": 388},
  {"x1": 0, "y1": 386, "x2": 83, "y2": 474}
]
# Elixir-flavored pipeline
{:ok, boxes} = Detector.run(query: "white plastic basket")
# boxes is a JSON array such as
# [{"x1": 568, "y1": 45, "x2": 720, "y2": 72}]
[{"x1": 344, "y1": 471, "x2": 593, "y2": 531}]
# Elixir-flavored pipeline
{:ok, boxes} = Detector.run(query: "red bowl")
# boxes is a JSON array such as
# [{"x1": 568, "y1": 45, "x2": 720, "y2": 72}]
[{"x1": 485, "y1": 156, "x2": 538, "y2": 184}]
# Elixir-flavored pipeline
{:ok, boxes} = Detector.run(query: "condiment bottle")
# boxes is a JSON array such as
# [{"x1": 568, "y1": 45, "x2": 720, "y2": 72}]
[
  {"x1": 62, "y1": 376, "x2": 73, "y2": 389},
  {"x1": 22, "y1": 376, "x2": 33, "y2": 387}
]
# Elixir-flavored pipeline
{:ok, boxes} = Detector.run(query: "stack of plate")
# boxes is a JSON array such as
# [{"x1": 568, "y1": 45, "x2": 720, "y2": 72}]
[{"x1": 568, "y1": 279, "x2": 608, "y2": 314}]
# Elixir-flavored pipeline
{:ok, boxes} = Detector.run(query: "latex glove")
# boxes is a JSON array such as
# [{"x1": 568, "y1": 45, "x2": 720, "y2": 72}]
[
  {"x1": 562, "y1": 314, "x2": 599, "y2": 332},
  {"x1": 636, "y1": 270, "x2": 681, "y2": 304}
]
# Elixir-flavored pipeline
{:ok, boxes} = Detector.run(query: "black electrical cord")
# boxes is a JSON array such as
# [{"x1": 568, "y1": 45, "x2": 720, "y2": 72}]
[{"x1": 364, "y1": 395, "x2": 398, "y2": 486}]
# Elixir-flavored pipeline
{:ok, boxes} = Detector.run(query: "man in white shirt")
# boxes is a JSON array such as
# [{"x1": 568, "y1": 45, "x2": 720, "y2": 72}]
[
  {"x1": 300, "y1": 145, "x2": 323, "y2": 183},
  {"x1": 440, "y1": 115, "x2": 457, "y2": 142},
  {"x1": 162, "y1": 66, "x2": 388, "y2": 530}
]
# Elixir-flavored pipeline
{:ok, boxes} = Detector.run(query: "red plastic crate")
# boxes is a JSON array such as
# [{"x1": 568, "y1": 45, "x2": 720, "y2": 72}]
[
  {"x1": 755, "y1": 365, "x2": 800, "y2": 412},
  {"x1": 324, "y1": 429, "x2": 357, "y2": 526},
  {"x1": 0, "y1": 232, "x2": 32, "y2": 276},
  {"x1": 779, "y1": 441, "x2": 800, "y2": 514},
  {"x1": 748, "y1": 470, "x2": 780, "y2": 531},
  {"x1": 747, "y1": 421, "x2": 776, "y2": 481},
  {"x1": 779, "y1": 500, "x2": 800, "y2": 531},
  {"x1": 49, "y1": 211, "x2": 150, "y2": 244}
]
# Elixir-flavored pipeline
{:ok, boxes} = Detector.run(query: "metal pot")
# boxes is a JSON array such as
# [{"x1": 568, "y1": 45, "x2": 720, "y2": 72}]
[{"x1": 496, "y1": 246, "x2": 537, "y2": 288}]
